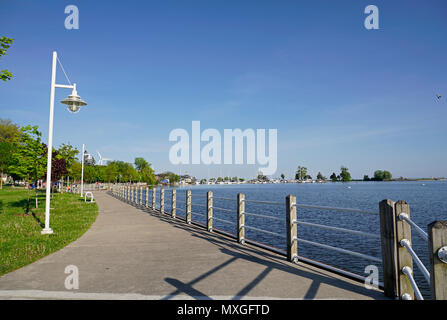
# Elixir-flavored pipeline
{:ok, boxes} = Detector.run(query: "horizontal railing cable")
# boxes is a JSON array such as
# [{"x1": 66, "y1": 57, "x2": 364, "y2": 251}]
[
  {"x1": 191, "y1": 203, "x2": 207, "y2": 208},
  {"x1": 295, "y1": 221, "x2": 380, "y2": 239},
  {"x1": 297, "y1": 255, "x2": 384, "y2": 287},
  {"x1": 212, "y1": 206, "x2": 236, "y2": 213},
  {"x1": 297, "y1": 238, "x2": 382, "y2": 263},
  {"x1": 245, "y1": 225, "x2": 287, "y2": 238},
  {"x1": 191, "y1": 211, "x2": 206, "y2": 217},
  {"x1": 212, "y1": 216, "x2": 236, "y2": 225},
  {"x1": 213, "y1": 196, "x2": 236, "y2": 201},
  {"x1": 243, "y1": 199, "x2": 284, "y2": 206},
  {"x1": 244, "y1": 212, "x2": 283, "y2": 222},
  {"x1": 293, "y1": 203, "x2": 379, "y2": 215}
]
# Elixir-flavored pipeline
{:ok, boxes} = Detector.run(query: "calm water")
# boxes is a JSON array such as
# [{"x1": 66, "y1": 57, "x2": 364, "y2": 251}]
[{"x1": 135, "y1": 180, "x2": 447, "y2": 298}]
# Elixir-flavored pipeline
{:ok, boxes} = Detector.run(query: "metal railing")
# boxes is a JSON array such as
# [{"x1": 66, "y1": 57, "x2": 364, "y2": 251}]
[
  {"x1": 108, "y1": 185, "x2": 447, "y2": 300},
  {"x1": 394, "y1": 213, "x2": 432, "y2": 300}
]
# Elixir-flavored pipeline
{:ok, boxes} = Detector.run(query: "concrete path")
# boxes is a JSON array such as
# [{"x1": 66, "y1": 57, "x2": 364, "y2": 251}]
[{"x1": 0, "y1": 191, "x2": 386, "y2": 300}]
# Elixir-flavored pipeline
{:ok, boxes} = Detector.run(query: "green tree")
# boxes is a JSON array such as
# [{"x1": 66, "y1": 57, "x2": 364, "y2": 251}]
[
  {"x1": 316, "y1": 172, "x2": 326, "y2": 181},
  {"x1": 134, "y1": 157, "x2": 149, "y2": 172},
  {"x1": 0, "y1": 141, "x2": 13, "y2": 189},
  {"x1": 382, "y1": 170, "x2": 392, "y2": 180},
  {"x1": 168, "y1": 172, "x2": 179, "y2": 184},
  {"x1": 104, "y1": 162, "x2": 119, "y2": 182},
  {"x1": 363, "y1": 175, "x2": 370, "y2": 181},
  {"x1": 280, "y1": 173, "x2": 285, "y2": 180},
  {"x1": 8, "y1": 126, "x2": 46, "y2": 211},
  {"x1": 295, "y1": 166, "x2": 307, "y2": 181},
  {"x1": 330, "y1": 172, "x2": 338, "y2": 182},
  {"x1": 340, "y1": 166, "x2": 351, "y2": 182},
  {"x1": 141, "y1": 165, "x2": 156, "y2": 185},
  {"x1": 0, "y1": 36, "x2": 14, "y2": 82},
  {"x1": 373, "y1": 170, "x2": 392, "y2": 181},
  {"x1": 0, "y1": 118, "x2": 19, "y2": 142},
  {"x1": 57, "y1": 143, "x2": 79, "y2": 178}
]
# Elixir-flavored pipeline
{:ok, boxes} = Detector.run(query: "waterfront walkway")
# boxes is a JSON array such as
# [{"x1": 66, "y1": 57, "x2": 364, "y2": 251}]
[{"x1": 0, "y1": 191, "x2": 386, "y2": 300}]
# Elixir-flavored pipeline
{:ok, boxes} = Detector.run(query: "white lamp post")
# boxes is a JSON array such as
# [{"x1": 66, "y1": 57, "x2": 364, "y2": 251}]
[
  {"x1": 42, "y1": 51, "x2": 87, "y2": 235},
  {"x1": 81, "y1": 143, "x2": 85, "y2": 197}
]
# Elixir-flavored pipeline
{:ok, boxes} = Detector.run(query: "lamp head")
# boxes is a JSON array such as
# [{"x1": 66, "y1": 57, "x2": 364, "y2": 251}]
[{"x1": 61, "y1": 83, "x2": 87, "y2": 113}]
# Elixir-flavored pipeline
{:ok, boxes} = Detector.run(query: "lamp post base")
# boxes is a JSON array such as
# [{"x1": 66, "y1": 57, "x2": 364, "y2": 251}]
[{"x1": 41, "y1": 228, "x2": 54, "y2": 235}]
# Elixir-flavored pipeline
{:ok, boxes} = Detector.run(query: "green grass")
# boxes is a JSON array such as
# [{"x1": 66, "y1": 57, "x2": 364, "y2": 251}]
[{"x1": 0, "y1": 186, "x2": 98, "y2": 276}]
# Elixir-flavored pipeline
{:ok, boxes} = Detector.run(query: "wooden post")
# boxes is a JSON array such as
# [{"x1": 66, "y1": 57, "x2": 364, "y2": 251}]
[
  {"x1": 285, "y1": 195, "x2": 298, "y2": 263},
  {"x1": 379, "y1": 199, "x2": 398, "y2": 298},
  {"x1": 395, "y1": 200, "x2": 414, "y2": 299},
  {"x1": 428, "y1": 220, "x2": 447, "y2": 300},
  {"x1": 171, "y1": 189, "x2": 176, "y2": 218},
  {"x1": 186, "y1": 189, "x2": 191, "y2": 224},
  {"x1": 237, "y1": 193, "x2": 245, "y2": 244},
  {"x1": 152, "y1": 187, "x2": 156, "y2": 209},
  {"x1": 207, "y1": 191, "x2": 213, "y2": 232},
  {"x1": 160, "y1": 188, "x2": 164, "y2": 213},
  {"x1": 146, "y1": 187, "x2": 149, "y2": 207}
]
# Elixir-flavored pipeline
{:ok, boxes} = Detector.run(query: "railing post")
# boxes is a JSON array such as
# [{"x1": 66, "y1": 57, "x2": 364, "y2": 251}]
[
  {"x1": 207, "y1": 191, "x2": 213, "y2": 232},
  {"x1": 140, "y1": 187, "x2": 143, "y2": 206},
  {"x1": 285, "y1": 195, "x2": 298, "y2": 263},
  {"x1": 379, "y1": 199, "x2": 398, "y2": 298},
  {"x1": 428, "y1": 220, "x2": 447, "y2": 300},
  {"x1": 186, "y1": 189, "x2": 191, "y2": 224},
  {"x1": 171, "y1": 189, "x2": 176, "y2": 218},
  {"x1": 152, "y1": 187, "x2": 156, "y2": 209},
  {"x1": 237, "y1": 193, "x2": 245, "y2": 244},
  {"x1": 395, "y1": 200, "x2": 414, "y2": 299},
  {"x1": 146, "y1": 187, "x2": 149, "y2": 207},
  {"x1": 160, "y1": 188, "x2": 165, "y2": 213}
]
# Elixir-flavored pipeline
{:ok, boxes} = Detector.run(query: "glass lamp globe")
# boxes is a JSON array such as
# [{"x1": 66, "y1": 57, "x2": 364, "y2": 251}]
[{"x1": 61, "y1": 84, "x2": 87, "y2": 113}]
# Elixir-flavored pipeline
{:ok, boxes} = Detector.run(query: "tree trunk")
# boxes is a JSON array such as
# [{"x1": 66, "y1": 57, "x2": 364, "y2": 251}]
[
  {"x1": 26, "y1": 176, "x2": 30, "y2": 214},
  {"x1": 35, "y1": 180, "x2": 38, "y2": 208}
]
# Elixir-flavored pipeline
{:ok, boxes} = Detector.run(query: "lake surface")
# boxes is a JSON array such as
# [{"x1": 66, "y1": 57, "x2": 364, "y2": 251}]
[{"x1": 138, "y1": 180, "x2": 447, "y2": 298}]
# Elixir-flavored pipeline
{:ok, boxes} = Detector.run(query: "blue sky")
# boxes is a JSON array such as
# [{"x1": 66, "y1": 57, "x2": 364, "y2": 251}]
[{"x1": 1, "y1": 0, "x2": 446, "y2": 179}]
